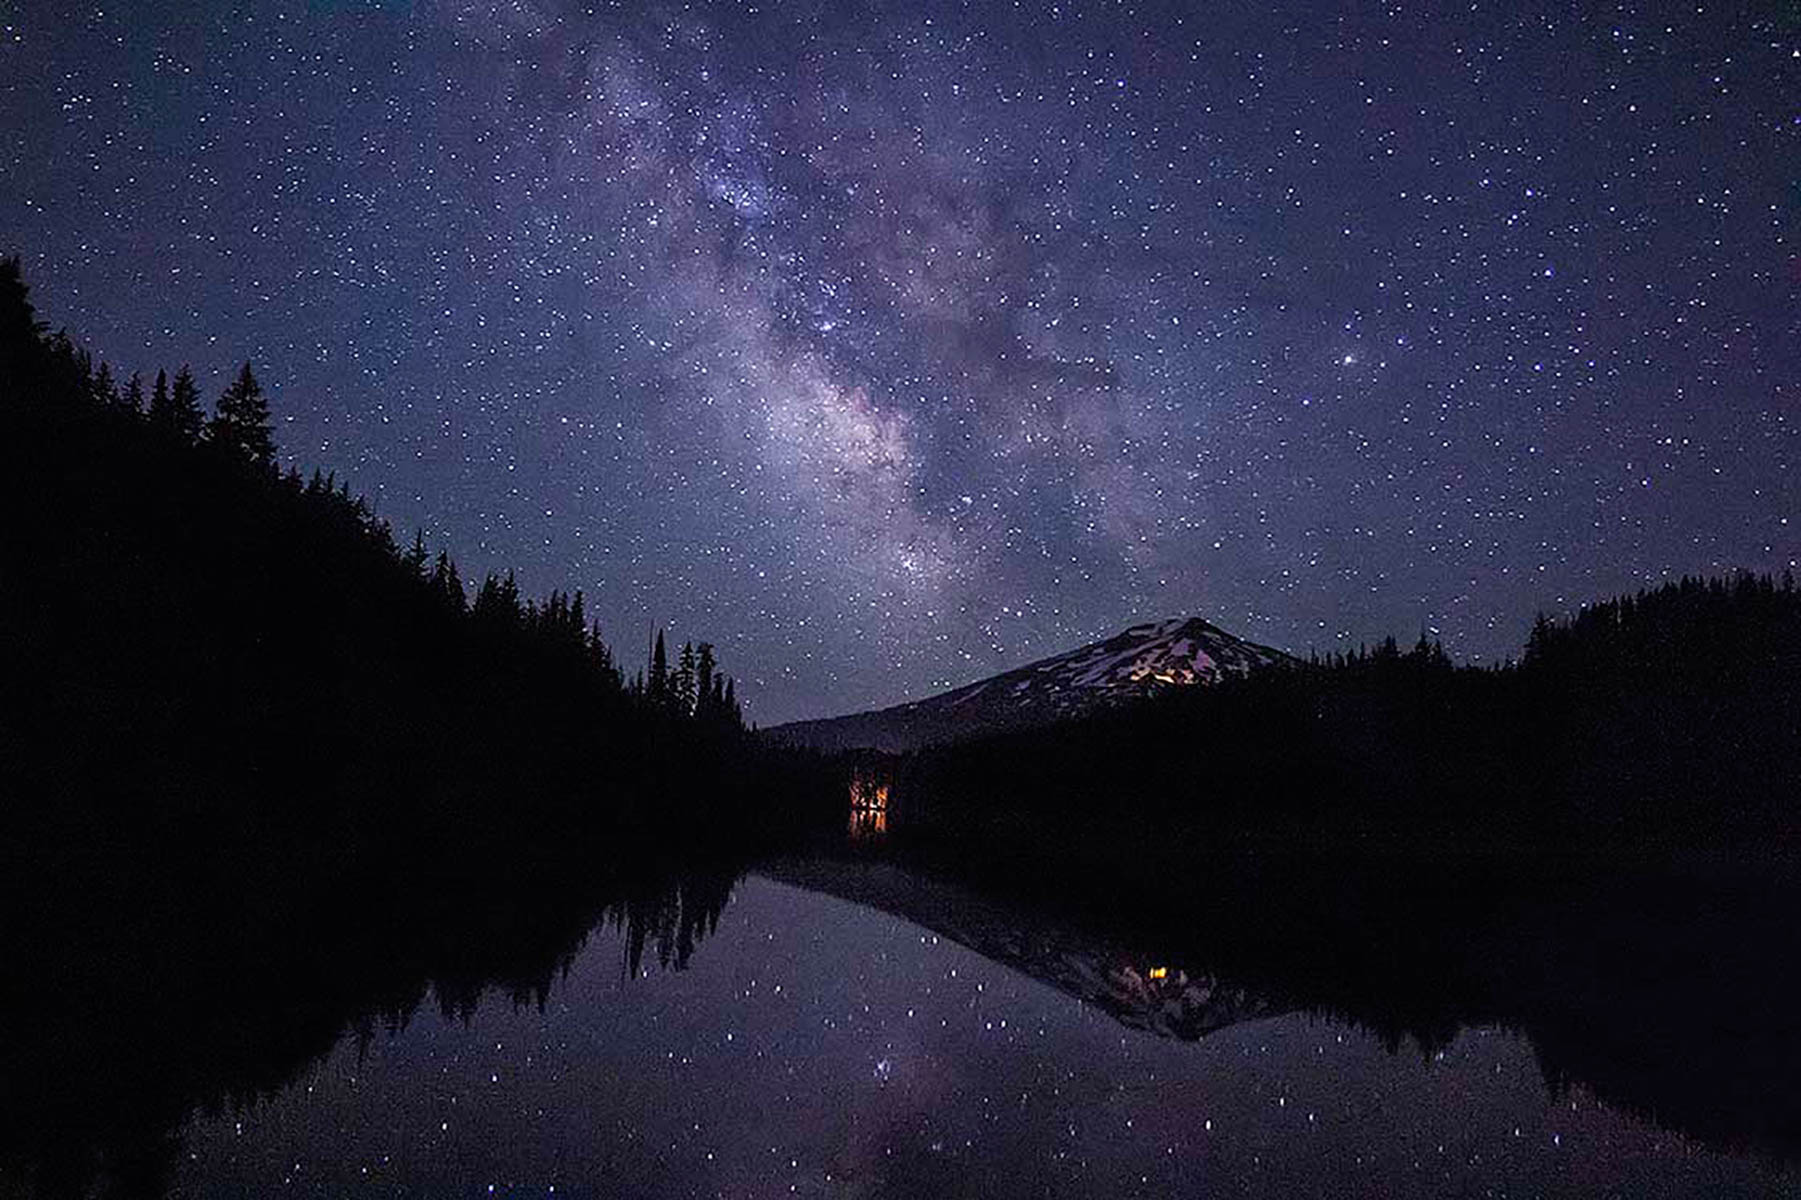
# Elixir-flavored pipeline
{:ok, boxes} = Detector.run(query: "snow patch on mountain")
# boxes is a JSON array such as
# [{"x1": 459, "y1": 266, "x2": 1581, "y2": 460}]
[{"x1": 767, "y1": 616, "x2": 1293, "y2": 753}]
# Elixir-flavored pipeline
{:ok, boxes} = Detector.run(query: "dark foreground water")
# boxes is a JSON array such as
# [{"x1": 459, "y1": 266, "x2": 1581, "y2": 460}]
[{"x1": 168, "y1": 873, "x2": 1793, "y2": 1199}]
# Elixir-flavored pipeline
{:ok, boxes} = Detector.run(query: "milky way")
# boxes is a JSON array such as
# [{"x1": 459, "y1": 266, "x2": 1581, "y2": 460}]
[{"x1": 4, "y1": 2, "x2": 1796, "y2": 721}]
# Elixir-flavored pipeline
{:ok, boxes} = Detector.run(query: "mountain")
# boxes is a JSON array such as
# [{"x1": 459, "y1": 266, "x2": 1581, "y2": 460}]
[
  {"x1": 760, "y1": 858, "x2": 1285, "y2": 1042},
  {"x1": 768, "y1": 616, "x2": 1293, "y2": 753}
]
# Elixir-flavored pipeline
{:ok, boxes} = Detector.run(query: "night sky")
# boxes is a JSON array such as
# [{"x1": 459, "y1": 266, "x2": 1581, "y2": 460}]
[{"x1": 4, "y1": 2, "x2": 1796, "y2": 723}]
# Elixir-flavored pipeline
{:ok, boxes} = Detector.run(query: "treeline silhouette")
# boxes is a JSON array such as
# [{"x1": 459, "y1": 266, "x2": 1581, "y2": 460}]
[
  {"x1": 0, "y1": 842, "x2": 747, "y2": 1199},
  {"x1": 887, "y1": 571, "x2": 1801, "y2": 861},
  {"x1": 0, "y1": 255, "x2": 838, "y2": 873},
  {"x1": 630, "y1": 627, "x2": 745, "y2": 728}
]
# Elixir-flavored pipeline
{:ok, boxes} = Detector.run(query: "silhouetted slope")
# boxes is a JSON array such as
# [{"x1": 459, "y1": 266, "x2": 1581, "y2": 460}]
[
  {"x1": 0, "y1": 253, "x2": 839, "y2": 899},
  {"x1": 887, "y1": 582, "x2": 1801, "y2": 858}
]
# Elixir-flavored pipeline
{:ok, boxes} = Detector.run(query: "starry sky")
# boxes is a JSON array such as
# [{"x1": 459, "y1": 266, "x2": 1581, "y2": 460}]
[{"x1": 3, "y1": 1, "x2": 1796, "y2": 723}]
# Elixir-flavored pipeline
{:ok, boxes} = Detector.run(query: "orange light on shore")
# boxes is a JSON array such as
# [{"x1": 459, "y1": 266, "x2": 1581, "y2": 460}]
[
  {"x1": 849, "y1": 774, "x2": 889, "y2": 811},
  {"x1": 848, "y1": 769, "x2": 890, "y2": 839},
  {"x1": 1147, "y1": 966, "x2": 1169, "y2": 981}
]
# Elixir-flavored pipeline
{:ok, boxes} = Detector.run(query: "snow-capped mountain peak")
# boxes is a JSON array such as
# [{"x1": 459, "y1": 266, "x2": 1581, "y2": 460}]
[
  {"x1": 768, "y1": 616, "x2": 1291, "y2": 753},
  {"x1": 1039, "y1": 617, "x2": 1283, "y2": 694}
]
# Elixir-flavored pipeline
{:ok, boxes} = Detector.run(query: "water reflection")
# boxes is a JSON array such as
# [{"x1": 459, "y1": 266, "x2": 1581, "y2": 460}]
[
  {"x1": 848, "y1": 806, "x2": 888, "y2": 841},
  {"x1": 167, "y1": 875, "x2": 1794, "y2": 1199},
  {"x1": 0, "y1": 855, "x2": 745, "y2": 1199},
  {"x1": 763, "y1": 858, "x2": 1284, "y2": 1043},
  {"x1": 6, "y1": 837, "x2": 1801, "y2": 1197}
]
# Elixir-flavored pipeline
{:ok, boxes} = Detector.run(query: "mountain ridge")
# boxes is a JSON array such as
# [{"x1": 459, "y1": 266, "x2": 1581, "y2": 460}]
[{"x1": 767, "y1": 616, "x2": 1293, "y2": 753}]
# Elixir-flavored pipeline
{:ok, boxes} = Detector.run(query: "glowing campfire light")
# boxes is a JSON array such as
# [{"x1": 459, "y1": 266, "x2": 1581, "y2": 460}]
[
  {"x1": 1147, "y1": 966, "x2": 1169, "y2": 981},
  {"x1": 848, "y1": 769, "x2": 891, "y2": 840},
  {"x1": 849, "y1": 774, "x2": 889, "y2": 811}
]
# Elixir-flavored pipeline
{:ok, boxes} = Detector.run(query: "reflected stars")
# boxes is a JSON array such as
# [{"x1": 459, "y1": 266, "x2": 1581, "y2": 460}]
[{"x1": 173, "y1": 876, "x2": 1801, "y2": 1197}]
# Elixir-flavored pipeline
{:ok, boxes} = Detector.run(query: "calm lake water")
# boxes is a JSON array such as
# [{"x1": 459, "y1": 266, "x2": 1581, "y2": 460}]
[{"x1": 169, "y1": 871, "x2": 1795, "y2": 1199}]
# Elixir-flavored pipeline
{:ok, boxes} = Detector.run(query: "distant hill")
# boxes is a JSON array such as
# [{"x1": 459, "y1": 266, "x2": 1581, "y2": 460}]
[{"x1": 766, "y1": 617, "x2": 1293, "y2": 753}]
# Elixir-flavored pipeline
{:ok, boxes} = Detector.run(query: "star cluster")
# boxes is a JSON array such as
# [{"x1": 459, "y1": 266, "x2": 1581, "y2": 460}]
[{"x1": 3, "y1": 1, "x2": 1795, "y2": 721}]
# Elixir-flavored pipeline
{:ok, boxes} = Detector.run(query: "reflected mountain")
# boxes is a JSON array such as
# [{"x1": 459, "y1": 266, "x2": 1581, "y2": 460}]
[
  {"x1": 762, "y1": 857, "x2": 1286, "y2": 1042},
  {"x1": 784, "y1": 836, "x2": 1801, "y2": 1168}
]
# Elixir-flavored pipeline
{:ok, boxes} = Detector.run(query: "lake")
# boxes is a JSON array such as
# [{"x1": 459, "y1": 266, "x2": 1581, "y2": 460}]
[{"x1": 162, "y1": 865, "x2": 1796, "y2": 1199}]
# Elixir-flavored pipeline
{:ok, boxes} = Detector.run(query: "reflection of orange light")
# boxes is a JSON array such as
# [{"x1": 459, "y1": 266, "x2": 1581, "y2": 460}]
[
  {"x1": 1148, "y1": 966, "x2": 1169, "y2": 980},
  {"x1": 849, "y1": 806, "x2": 888, "y2": 839}
]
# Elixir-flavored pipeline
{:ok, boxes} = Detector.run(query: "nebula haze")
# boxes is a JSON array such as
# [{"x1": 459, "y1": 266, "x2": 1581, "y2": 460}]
[{"x1": 3, "y1": 1, "x2": 1795, "y2": 721}]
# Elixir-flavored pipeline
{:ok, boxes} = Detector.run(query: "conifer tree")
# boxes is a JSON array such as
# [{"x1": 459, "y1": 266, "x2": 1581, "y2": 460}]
[
  {"x1": 1524, "y1": 613, "x2": 1556, "y2": 668},
  {"x1": 648, "y1": 630, "x2": 669, "y2": 707},
  {"x1": 147, "y1": 368, "x2": 170, "y2": 424},
  {"x1": 91, "y1": 361, "x2": 118, "y2": 408},
  {"x1": 473, "y1": 573, "x2": 504, "y2": 623},
  {"x1": 695, "y1": 643, "x2": 716, "y2": 719},
  {"x1": 430, "y1": 551, "x2": 465, "y2": 613},
  {"x1": 163, "y1": 365, "x2": 206, "y2": 444},
  {"x1": 499, "y1": 570, "x2": 520, "y2": 621},
  {"x1": 122, "y1": 370, "x2": 144, "y2": 414},
  {"x1": 210, "y1": 361, "x2": 275, "y2": 467},
  {"x1": 43, "y1": 331, "x2": 84, "y2": 396},
  {"x1": 0, "y1": 255, "x2": 47, "y2": 390},
  {"x1": 588, "y1": 620, "x2": 619, "y2": 690},
  {"x1": 675, "y1": 642, "x2": 697, "y2": 716},
  {"x1": 404, "y1": 529, "x2": 429, "y2": 578}
]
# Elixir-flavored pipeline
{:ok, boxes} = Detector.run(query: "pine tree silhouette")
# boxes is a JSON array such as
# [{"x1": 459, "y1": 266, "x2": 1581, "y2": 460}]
[
  {"x1": 147, "y1": 368, "x2": 171, "y2": 425},
  {"x1": 91, "y1": 361, "x2": 119, "y2": 408},
  {"x1": 404, "y1": 529, "x2": 429, "y2": 578},
  {"x1": 166, "y1": 366, "x2": 206, "y2": 444},
  {"x1": 695, "y1": 643, "x2": 716, "y2": 720},
  {"x1": 675, "y1": 642, "x2": 697, "y2": 717},
  {"x1": 430, "y1": 550, "x2": 465, "y2": 613},
  {"x1": 210, "y1": 361, "x2": 275, "y2": 467},
  {"x1": 648, "y1": 630, "x2": 669, "y2": 708},
  {"x1": 0, "y1": 255, "x2": 47, "y2": 391}
]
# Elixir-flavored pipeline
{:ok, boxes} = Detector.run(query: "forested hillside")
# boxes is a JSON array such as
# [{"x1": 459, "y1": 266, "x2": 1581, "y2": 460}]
[
  {"x1": 892, "y1": 574, "x2": 1801, "y2": 861},
  {"x1": 0, "y1": 256, "x2": 821, "y2": 903}
]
